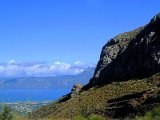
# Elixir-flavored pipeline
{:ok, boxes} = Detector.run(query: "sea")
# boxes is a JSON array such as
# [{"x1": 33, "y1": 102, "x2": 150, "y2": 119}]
[{"x1": 0, "y1": 88, "x2": 71, "y2": 103}]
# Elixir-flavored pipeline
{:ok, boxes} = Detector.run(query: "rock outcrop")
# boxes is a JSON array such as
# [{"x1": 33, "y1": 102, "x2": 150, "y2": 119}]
[
  {"x1": 70, "y1": 83, "x2": 83, "y2": 98},
  {"x1": 90, "y1": 13, "x2": 160, "y2": 86}
]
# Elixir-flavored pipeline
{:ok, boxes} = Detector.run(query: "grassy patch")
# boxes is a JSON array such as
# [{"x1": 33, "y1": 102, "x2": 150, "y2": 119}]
[
  {"x1": 136, "y1": 107, "x2": 160, "y2": 120},
  {"x1": 32, "y1": 74, "x2": 160, "y2": 119}
]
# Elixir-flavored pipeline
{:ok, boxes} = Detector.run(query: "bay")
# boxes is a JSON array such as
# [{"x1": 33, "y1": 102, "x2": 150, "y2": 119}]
[{"x1": 0, "y1": 89, "x2": 71, "y2": 102}]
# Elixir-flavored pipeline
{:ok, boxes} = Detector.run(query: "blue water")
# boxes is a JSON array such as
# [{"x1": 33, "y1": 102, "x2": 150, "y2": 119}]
[{"x1": 0, "y1": 89, "x2": 71, "y2": 102}]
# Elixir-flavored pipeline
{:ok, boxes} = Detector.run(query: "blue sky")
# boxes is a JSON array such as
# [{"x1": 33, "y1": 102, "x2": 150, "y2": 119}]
[{"x1": 0, "y1": 0, "x2": 159, "y2": 77}]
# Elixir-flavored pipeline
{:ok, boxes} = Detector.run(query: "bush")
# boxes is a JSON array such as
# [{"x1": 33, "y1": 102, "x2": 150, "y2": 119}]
[
  {"x1": 81, "y1": 106, "x2": 93, "y2": 117},
  {"x1": 0, "y1": 106, "x2": 13, "y2": 120},
  {"x1": 74, "y1": 114, "x2": 105, "y2": 120},
  {"x1": 136, "y1": 107, "x2": 160, "y2": 120},
  {"x1": 89, "y1": 114, "x2": 105, "y2": 120},
  {"x1": 73, "y1": 116, "x2": 88, "y2": 120},
  {"x1": 13, "y1": 114, "x2": 29, "y2": 120}
]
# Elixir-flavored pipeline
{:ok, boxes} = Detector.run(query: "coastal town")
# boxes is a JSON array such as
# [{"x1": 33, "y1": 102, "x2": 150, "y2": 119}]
[{"x1": 0, "y1": 102, "x2": 50, "y2": 115}]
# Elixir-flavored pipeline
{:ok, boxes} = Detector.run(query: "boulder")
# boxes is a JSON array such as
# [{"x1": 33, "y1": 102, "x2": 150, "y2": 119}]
[{"x1": 70, "y1": 83, "x2": 83, "y2": 98}]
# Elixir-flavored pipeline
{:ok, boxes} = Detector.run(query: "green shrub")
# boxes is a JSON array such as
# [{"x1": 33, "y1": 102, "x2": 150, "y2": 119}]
[
  {"x1": 12, "y1": 114, "x2": 29, "y2": 120},
  {"x1": 73, "y1": 114, "x2": 105, "y2": 120},
  {"x1": 136, "y1": 107, "x2": 160, "y2": 120},
  {"x1": 0, "y1": 106, "x2": 13, "y2": 120},
  {"x1": 89, "y1": 114, "x2": 105, "y2": 120},
  {"x1": 73, "y1": 115, "x2": 88, "y2": 120},
  {"x1": 80, "y1": 106, "x2": 94, "y2": 117}
]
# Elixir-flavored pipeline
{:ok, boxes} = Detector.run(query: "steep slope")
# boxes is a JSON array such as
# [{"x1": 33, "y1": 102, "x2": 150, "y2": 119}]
[
  {"x1": 32, "y1": 13, "x2": 160, "y2": 120},
  {"x1": 32, "y1": 74, "x2": 160, "y2": 119},
  {"x1": 90, "y1": 13, "x2": 160, "y2": 86}
]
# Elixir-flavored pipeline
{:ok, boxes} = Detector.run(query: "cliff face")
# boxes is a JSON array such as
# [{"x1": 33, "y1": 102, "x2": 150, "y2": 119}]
[{"x1": 90, "y1": 13, "x2": 160, "y2": 86}]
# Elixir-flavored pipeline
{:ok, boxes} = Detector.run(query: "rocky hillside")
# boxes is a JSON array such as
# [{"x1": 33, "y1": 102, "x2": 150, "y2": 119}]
[
  {"x1": 32, "y1": 13, "x2": 160, "y2": 120},
  {"x1": 89, "y1": 13, "x2": 160, "y2": 86}
]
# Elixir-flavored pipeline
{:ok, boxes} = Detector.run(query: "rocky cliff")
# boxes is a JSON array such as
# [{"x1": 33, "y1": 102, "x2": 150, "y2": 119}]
[
  {"x1": 32, "y1": 13, "x2": 160, "y2": 120},
  {"x1": 90, "y1": 13, "x2": 160, "y2": 86}
]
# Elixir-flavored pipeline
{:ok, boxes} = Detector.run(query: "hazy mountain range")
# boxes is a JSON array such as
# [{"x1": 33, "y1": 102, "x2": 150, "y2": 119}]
[{"x1": 0, "y1": 67, "x2": 95, "y2": 89}]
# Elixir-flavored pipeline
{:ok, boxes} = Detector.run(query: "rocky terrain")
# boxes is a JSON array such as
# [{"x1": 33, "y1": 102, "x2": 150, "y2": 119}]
[
  {"x1": 31, "y1": 13, "x2": 160, "y2": 120},
  {"x1": 90, "y1": 13, "x2": 160, "y2": 86}
]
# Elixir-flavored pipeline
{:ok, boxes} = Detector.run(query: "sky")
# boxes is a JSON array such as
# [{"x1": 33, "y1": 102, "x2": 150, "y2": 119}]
[{"x1": 0, "y1": 0, "x2": 160, "y2": 77}]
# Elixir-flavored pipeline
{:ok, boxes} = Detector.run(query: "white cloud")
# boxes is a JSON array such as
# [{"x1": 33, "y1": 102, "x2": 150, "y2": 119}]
[
  {"x1": 74, "y1": 61, "x2": 82, "y2": 65},
  {"x1": 0, "y1": 60, "x2": 95, "y2": 77},
  {"x1": 8, "y1": 60, "x2": 16, "y2": 65}
]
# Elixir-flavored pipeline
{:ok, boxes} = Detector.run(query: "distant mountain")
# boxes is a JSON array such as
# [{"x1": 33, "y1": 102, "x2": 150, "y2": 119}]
[{"x1": 0, "y1": 67, "x2": 95, "y2": 89}]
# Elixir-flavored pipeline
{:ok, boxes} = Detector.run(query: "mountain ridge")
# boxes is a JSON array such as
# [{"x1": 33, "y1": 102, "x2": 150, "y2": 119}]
[{"x1": 0, "y1": 67, "x2": 95, "y2": 89}]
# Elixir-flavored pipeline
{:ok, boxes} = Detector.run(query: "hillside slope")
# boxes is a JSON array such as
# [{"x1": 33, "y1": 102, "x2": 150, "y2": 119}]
[{"x1": 32, "y1": 13, "x2": 160, "y2": 120}]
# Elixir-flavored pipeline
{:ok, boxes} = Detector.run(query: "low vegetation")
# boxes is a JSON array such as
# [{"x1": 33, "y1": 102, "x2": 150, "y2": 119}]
[
  {"x1": 0, "y1": 106, "x2": 28, "y2": 120},
  {"x1": 31, "y1": 73, "x2": 160, "y2": 119},
  {"x1": 0, "y1": 106, "x2": 13, "y2": 120},
  {"x1": 136, "y1": 106, "x2": 160, "y2": 120},
  {"x1": 73, "y1": 114, "x2": 105, "y2": 120}
]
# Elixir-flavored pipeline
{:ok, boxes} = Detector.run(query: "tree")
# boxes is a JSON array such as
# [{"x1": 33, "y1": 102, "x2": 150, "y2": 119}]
[{"x1": 0, "y1": 106, "x2": 13, "y2": 120}]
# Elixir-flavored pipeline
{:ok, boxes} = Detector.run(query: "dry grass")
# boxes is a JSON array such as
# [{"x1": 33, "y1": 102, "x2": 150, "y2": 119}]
[{"x1": 32, "y1": 73, "x2": 160, "y2": 120}]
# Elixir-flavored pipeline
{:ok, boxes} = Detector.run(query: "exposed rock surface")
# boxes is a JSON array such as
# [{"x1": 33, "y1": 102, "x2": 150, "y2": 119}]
[
  {"x1": 70, "y1": 83, "x2": 83, "y2": 98},
  {"x1": 90, "y1": 13, "x2": 160, "y2": 86}
]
